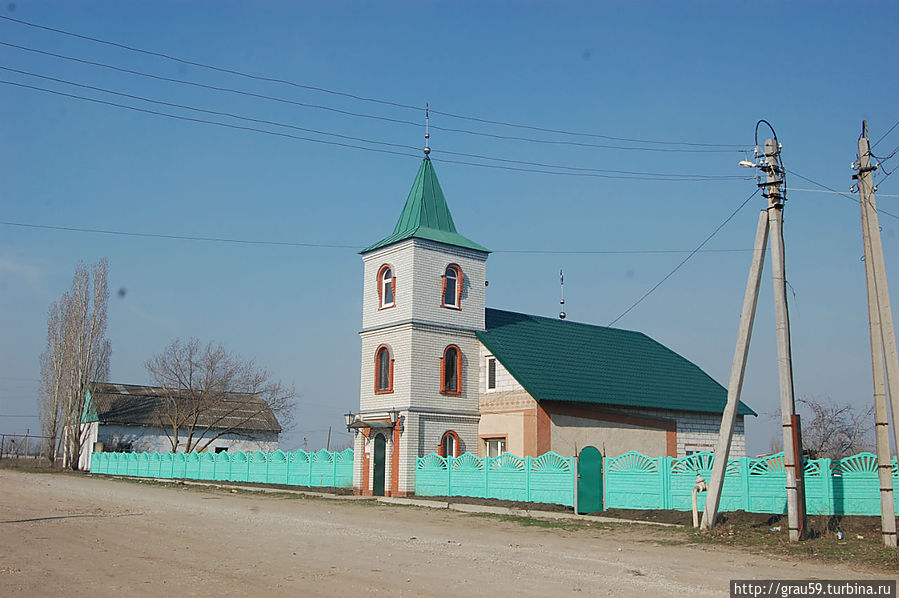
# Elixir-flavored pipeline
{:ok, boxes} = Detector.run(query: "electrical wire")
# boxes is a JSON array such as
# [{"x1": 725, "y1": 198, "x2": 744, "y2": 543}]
[
  {"x1": 872, "y1": 120, "x2": 899, "y2": 149},
  {"x1": 0, "y1": 14, "x2": 746, "y2": 151},
  {"x1": 0, "y1": 220, "x2": 755, "y2": 255},
  {"x1": 786, "y1": 169, "x2": 899, "y2": 221},
  {"x1": 0, "y1": 79, "x2": 425, "y2": 160},
  {"x1": 0, "y1": 78, "x2": 749, "y2": 181},
  {"x1": 0, "y1": 40, "x2": 746, "y2": 155},
  {"x1": 607, "y1": 188, "x2": 760, "y2": 327},
  {"x1": 791, "y1": 188, "x2": 899, "y2": 199}
]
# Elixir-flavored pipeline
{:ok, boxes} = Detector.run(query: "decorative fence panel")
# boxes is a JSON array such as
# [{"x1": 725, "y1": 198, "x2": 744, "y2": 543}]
[
  {"x1": 90, "y1": 448, "x2": 354, "y2": 489},
  {"x1": 91, "y1": 447, "x2": 899, "y2": 515},
  {"x1": 414, "y1": 452, "x2": 576, "y2": 507},
  {"x1": 415, "y1": 450, "x2": 899, "y2": 515}
]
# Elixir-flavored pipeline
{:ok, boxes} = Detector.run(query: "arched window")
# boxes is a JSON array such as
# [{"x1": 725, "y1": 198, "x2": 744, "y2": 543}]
[
  {"x1": 378, "y1": 265, "x2": 395, "y2": 309},
  {"x1": 439, "y1": 430, "x2": 460, "y2": 458},
  {"x1": 440, "y1": 345, "x2": 462, "y2": 395},
  {"x1": 374, "y1": 345, "x2": 394, "y2": 394},
  {"x1": 441, "y1": 265, "x2": 463, "y2": 309}
]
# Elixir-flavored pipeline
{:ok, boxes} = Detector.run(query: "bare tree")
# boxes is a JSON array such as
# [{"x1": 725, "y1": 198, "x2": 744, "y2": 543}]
[
  {"x1": 38, "y1": 297, "x2": 69, "y2": 465},
  {"x1": 146, "y1": 338, "x2": 295, "y2": 453},
  {"x1": 797, "y1": 396, "x2": 873, "y2": 459},
  {"x1": 38, "y1": 259, "x2": 110, "y2": 470}
]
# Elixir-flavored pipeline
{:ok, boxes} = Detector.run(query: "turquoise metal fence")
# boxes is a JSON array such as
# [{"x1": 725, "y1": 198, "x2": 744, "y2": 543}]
[
  {"x1": 414, "y1": 451, "x2": 576, "y2": 507},
  {"x1": 414, "y1": 450, "x2": 899, "y2": 515},
  {"x1": 90, "y1": 448, "x2": 354, "y2": 489},
  {"x1": 603, "y1": 450, "x2": 899, "y2": 516}
]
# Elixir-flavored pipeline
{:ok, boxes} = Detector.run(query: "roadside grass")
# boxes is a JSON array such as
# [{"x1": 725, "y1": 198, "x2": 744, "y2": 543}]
[{"x1": 469, "y1": 511, "x2": 899, "y2": 573}]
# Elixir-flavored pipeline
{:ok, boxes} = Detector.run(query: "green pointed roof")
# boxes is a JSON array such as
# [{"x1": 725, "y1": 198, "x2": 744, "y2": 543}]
[{"x1": 361, "y1": 158, "x2": 490, "y2": 254}]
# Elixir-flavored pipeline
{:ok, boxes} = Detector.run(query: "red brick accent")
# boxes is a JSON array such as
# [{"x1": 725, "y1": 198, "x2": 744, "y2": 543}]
[
  {"x1": 374, "y1": 345, "x2": 394, "y2": 395},
  {"x1": 361, "y1": 427, "x2": 371, "y2": 495},
  {"x1": 391, "y1": 420, "x2": 402, "y2": 496},
  {"x1": 440, "y1": 345, "x2": 462, "y2": 395},
  {"x1": 536, "y1": 403, "x2": 552, "y2": 455}
]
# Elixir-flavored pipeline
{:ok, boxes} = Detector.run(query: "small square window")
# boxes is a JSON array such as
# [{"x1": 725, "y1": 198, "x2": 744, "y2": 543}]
[
  {"x1": 485, "y1": 438, "x2": 506, "y2": 458},
  {"x1": 215, "y1": 446, "x2": 229, "y2": 454}
]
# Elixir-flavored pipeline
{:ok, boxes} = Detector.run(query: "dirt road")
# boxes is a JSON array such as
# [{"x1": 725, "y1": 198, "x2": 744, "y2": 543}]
[{"x1": 0, "y1": 471, "x2": 881, "y2": 597}]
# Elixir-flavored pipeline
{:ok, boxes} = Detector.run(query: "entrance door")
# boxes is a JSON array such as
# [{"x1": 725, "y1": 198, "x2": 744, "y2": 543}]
[
  {"x1": 373, "y1": 433, "x2": 386, "y2": 497},
  {"x1": 577, "y1": 446, "x2": 603, "y2": 514}
]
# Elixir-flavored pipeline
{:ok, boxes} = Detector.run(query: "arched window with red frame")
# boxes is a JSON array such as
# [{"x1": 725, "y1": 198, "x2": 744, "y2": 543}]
[
  {"x1": 440, "y1": 345, "x2": 462, "y2": 395},
  {"x1": 439, "y1": 430, "x2": 460, "y2": 458},
  {"x1": 374, "y1": 345, "x2": 394, "y2": 394},
  {"x1": 441, "y1": 264, "x2": 463, "y2": 309},
  {"x1": 377, "y1": 264, "x2": 395, "y2": 309}
]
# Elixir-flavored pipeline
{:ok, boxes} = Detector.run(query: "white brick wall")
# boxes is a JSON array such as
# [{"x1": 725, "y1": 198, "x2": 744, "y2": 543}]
[
  {"x1": 478, "y1": 342, "x2": 523, "y2": 393},
  {"x1": 357, "y1": 235, "x2": 489, "y2": 494},
  {"x1": 361, "y1": 239, "x2": 487, "y2": 332}
]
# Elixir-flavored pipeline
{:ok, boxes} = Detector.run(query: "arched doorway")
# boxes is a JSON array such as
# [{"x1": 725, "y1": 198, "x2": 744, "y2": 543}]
[{"x1": 373, "y1": 433, "x2": 386, "y2": 496}]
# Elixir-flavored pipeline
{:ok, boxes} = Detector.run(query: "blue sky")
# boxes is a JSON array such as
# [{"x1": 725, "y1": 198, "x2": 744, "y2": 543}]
[{"x1": 1, "y1": 2, "x2": 897, "y2": 455}]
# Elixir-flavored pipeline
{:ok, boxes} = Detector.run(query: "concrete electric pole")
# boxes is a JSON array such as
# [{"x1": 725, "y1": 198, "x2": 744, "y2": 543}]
[
  {"x1": 857, "y1": 120, "x2": 899, "y2": 547},
  {"x1": 702, "y1": 122, "x2": 806, "y2": 542}
]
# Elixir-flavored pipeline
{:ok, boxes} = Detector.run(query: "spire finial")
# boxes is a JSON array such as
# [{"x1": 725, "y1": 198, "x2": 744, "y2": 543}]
[
  {"x1": 559, "y1": 269, "x2": 566, "y2": 320},
  {"x1": 423, "y1": 103, "x2": 431, "y2": 156}
]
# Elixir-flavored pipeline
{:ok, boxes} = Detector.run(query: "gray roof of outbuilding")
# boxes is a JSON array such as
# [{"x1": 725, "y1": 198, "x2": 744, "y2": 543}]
[{"x1": 84, "y1": 382, "x2": 282, "y2": 433}]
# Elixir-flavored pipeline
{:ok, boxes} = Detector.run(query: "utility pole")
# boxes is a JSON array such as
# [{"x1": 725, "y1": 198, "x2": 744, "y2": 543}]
[
  {"x1": 703, "y1": 123, "x2": 806, "y2": 542},
  {"x1": 857, "y1": 120, "x2": 899, "y2": 547}
]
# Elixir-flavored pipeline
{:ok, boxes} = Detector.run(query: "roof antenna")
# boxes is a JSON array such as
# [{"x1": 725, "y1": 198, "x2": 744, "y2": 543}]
[
  {"x1": 559, "y1": 269, "x2": 566, "y2": 320},
  {"x1": 423, "y1": 103, "x2": 431, "y2": 156}
]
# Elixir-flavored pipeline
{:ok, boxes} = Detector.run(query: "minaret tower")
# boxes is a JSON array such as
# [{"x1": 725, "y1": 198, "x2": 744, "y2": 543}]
[{"x1": 351, "y1": 120, "x2": 490, "y2": 496}]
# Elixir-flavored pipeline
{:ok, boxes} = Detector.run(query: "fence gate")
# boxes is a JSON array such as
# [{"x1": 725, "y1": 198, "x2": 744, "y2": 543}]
[{"x1": 577, "y1": 446, "x2": 603, "y2": 514}]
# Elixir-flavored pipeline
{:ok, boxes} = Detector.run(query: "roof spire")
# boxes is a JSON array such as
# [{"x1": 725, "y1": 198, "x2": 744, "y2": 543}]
[
  {"x1": 559, "y1": 269, "x2": 566, "y2": 320},
  {"x1": 423, "y1": 103, "x2": 431, "y2": 156}
]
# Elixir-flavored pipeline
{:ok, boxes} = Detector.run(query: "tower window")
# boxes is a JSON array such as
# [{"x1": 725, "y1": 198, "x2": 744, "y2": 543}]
[
  {"x1": 378, "y1": 265, "x2": 395, "y2": 309},
  {"x1": 441, "y1": 265, "x2": 463, "y2": 309},
  {"x1": 441, "y1": 345, "x2": 461, "y2": 395},
  {"x1": 375, "y1": 345, "x2": 394, "y2": 394}
]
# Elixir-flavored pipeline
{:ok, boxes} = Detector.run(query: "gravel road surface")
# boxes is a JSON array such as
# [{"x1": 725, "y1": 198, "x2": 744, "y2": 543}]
[{"x1": 0, "y1": 470, "x2": 876, "y2": 597}]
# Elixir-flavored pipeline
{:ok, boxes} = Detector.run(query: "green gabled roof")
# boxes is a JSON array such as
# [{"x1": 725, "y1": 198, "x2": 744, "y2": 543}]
[
  {"x1": 361, "y1": 158, "x2": 490, "y2": 254},
  {"x1": 477, "y1": 309, "x2": 755, "y2": 417}
]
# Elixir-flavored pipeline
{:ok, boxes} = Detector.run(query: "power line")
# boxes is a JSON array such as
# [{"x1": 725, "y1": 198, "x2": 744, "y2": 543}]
[
  {"x1": 2, "y1": 65, "x2": 748, "y2": 179},
  {"x1": 0, "y1": 65, "x2": 419, "y2": 153},
  {"x1": 0, "y1": 220, "x2": 361, "y2": 249},
  {"x1": 0, "y1": 40, "x2": 746, "y2": 155},
  {"x1": 0, "y1": 78, "x2": 748, "y2": 181},
  {"x1": 607, "y1": 188, "x2": 760, "y2": 326},
  {"x1": 786, "y1": 169, "x2": 899, "y2": 221},
  {"x1": 872, "y1": 120, "x2": 899, "y2": 149},
  {"x1": 791, "y1": 187, "x2": 899, "y2": 199},
  {"x1": 0, "y1": 14, "x2": 746, "y2": 151},
  {"x1": 0, "y1": 220, "x2": 755, "y2": 255}
]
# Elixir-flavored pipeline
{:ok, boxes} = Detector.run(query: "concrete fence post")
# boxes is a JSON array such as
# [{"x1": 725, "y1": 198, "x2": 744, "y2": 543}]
[{"x1": 525, "y1": 456, "x2": 532, "y2": 503}]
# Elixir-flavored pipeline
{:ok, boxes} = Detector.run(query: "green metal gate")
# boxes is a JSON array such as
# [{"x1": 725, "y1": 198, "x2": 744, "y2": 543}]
[{"x1": 577, "y1": 446, "x2": 603, "y2": 514}]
